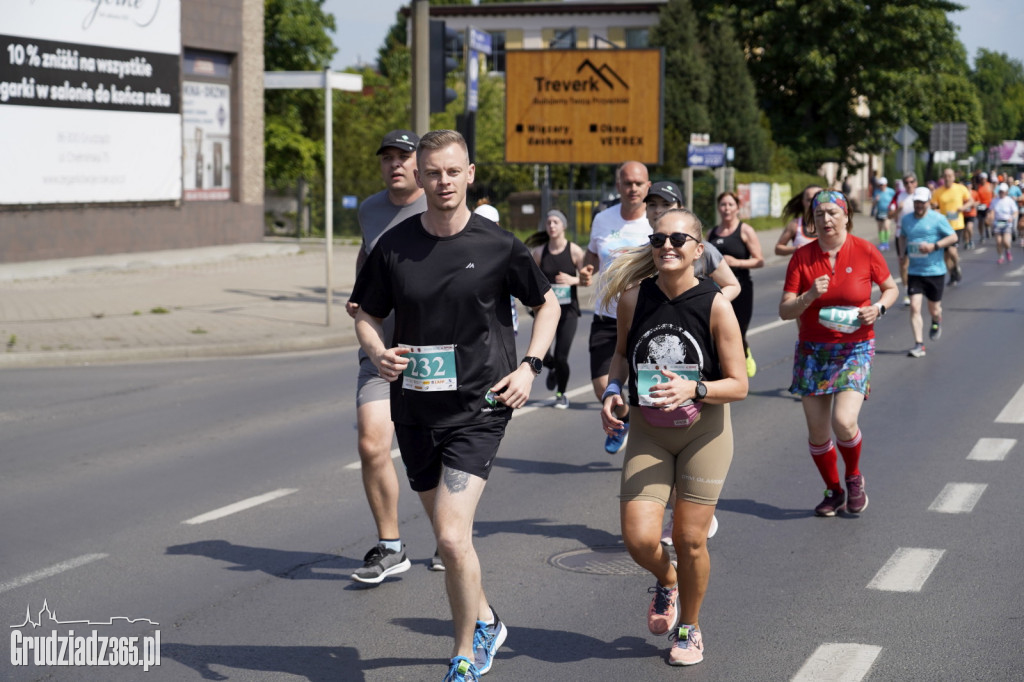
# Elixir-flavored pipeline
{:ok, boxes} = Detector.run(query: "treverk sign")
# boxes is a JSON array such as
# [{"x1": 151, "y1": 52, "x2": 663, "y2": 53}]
[{"x1": 505, "y1": 49, "x2": 663, "y2": 164}]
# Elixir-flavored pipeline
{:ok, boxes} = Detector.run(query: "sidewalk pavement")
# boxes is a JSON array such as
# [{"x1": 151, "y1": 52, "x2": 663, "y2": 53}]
[{"x1": 2, "y1": 217, "x2": 878, "y2": 369}]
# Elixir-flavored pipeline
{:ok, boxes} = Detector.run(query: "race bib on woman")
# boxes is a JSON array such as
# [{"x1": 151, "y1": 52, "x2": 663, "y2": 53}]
[
  {"x1": 551, "y1": 284, "x2": 572, "y2": 305},
  {"x1": 637, "y1": 363, "x2": 699, "y2": 407},
  {"x1": 818, "y1": 307, "x2": 861, "y2": 334}
]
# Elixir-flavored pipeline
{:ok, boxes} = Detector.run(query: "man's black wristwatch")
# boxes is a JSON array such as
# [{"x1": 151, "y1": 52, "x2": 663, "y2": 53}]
[
  {"x1": 522, "y1": 356, "x2": 544, "y2": 375},
  {"x1": 693, "y1": 381, "x2": 707, "y2": 402}
]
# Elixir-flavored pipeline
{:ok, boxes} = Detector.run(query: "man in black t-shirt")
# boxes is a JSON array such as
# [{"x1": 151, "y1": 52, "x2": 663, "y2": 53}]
[{"x1": 352, "y1": 130, "x2": 560, "y2": 681}]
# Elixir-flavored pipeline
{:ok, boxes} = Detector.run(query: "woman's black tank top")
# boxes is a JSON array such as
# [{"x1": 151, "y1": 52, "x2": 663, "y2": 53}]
[
  {"x1": 626, "y1": 277, "x2": 722, "y2": 407},
  {"x1": 539, "y1": 242, "x2": 580, "y2": 315}
]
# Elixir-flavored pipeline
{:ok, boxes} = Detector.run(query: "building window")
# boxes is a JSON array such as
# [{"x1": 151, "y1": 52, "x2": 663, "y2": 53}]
[
  {"x1": 489, "y1": 31, "x2": 506, "y2": 73},
  {"x1": 625, "y1": 28, "x2": 649, "y2": 48},
  {"x1": 550, "y1": 28, "x2": 576, "y2": 49}
]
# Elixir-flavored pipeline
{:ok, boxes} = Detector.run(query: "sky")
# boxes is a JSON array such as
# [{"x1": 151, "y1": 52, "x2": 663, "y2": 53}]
[{"x1": 324, "y1": 0, "x2": 1024, "y2": 72}]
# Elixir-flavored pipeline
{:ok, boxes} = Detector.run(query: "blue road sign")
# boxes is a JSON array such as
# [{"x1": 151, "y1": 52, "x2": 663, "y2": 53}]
[{"x1": 687, "y1": 143, "x2": 727, "y2": 168}]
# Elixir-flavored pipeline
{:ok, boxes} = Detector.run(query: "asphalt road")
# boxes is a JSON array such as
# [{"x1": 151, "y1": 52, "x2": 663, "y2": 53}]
[{"x1": 2, "y1": 244, "x2": 1022, "y2": 681}]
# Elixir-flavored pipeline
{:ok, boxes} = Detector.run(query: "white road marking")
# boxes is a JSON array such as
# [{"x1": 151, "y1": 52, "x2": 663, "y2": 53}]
[
  {"x1": 791, "y1": 643, "x2": 882, "y2": 682},
  {"x1": 748, "y1": 317, "x2": 792, "y2": 337},
  {"x1": 996, "y1": 382, "x2": 1024, "y2": 423},
  {"x1": 1006, "y1": 264, "x2": 1024, "y2": 277},
  {"x1": 981, "y1": 281, "x2": 1021, "y2": 286},
  {"x1": 183, "y1": 488, "x2": 299, "y2": 525},
  {"x1": 928, "y1": 483, "x2": 987, "y2": 514},
  {"x1": 967, "y1": 437, "x2": 1015, "y2": 461},
  {"x1": 0, "y1": 553, "x2": 108, "y2": 595},
  {"x1": 867, "y1": 547, "x2": 945, "y2": 592}
]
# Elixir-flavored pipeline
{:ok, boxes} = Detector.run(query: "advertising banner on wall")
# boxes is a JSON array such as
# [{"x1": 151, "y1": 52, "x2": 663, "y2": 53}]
[
  {"x1": 0, "y1": 0, "x2": 182, "y2": 205},
  {"x1": 183, "y1": 81, "x2": 231, "y2": 201}
]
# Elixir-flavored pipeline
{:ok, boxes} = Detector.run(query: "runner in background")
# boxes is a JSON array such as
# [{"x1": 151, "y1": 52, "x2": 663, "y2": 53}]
[
  {"x1": 931, "y1": 167, "x2": 974, "y2": 287},
  {"x1": 347, "y1": 130, "x2": 438, "y2": 583},
  {"x1": 528, "y1": 209, "x2": 589, "y2": 409},
  {"x1": 899, "y1": 186, "x2": 957, "y2": 359},
  {"x1": 707, "y1": 192, "x2": 765, "y2": 378},
  {"x1": 891, "y1": 173, "x2": 920, "y2": 307},
  {"x1": 585, "y1": 161, "x2": 653, "y2": 454},
  {"x1": 871, "y1": 177, "x2": 894, "y2": 251},
  {"x1": 775, "y1": 185, "x2": 823, "y2": 257}
]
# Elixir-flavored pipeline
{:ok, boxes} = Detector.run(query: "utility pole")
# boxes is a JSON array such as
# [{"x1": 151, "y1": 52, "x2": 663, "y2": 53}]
[{"x1": 411, "y1": 0, "x2": 430, "y2": 134}]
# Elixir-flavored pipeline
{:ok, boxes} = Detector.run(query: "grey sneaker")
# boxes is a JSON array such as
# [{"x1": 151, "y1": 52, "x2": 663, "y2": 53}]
[
  {"x1": 929, "y1": 321, "x2": 942, "y2": 341},
  {"x1": 351, "y1": 544, "x2": 411, "y2": 584},
  {"x1": 473, "y1": 608, "x2": 508, "y2": 675},
  {"x1": 846, "y1": 474, "x2": 868, "y2": 513},
  {"x1": 429, "y1": 547, "x2": 446, "y2": 572},
  {"x1": 553, "y1": 393, "x2": 569, "y2": 410},
  {"x1": 814, "y1": 488, "x2": 846, "y2": 517},
  {"x1": 907, "y1": 343, "x2": 926, "y2": 358}
]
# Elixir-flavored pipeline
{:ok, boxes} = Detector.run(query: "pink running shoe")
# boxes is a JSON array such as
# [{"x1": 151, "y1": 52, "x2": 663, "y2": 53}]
[
  {"x1": 997, "y1": 256, "x2": 1005, "y2": 265},
  {"x1": 669, "y1": 625, "x2": 704, "y2": 666},
  {"x1": 647, "y1": 583, "x2": 679, "y2": 635}
]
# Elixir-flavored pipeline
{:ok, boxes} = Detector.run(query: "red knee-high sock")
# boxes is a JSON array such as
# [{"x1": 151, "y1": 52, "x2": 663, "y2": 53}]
[
  {"x1": 809, "y1": 440, "x2": 841, "y2": 490},
  {"x1": 836, "y1": 430, "x2": 862, "y2": 478}
]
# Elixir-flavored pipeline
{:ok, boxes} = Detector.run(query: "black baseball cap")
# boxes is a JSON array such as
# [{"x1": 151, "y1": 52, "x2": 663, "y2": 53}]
[
  {"x1": 375, "y1": 130, "x2": 419, "y2": 155},
  {"x1": 645, "y1": 181, "x2": 683, "y2": 205}
]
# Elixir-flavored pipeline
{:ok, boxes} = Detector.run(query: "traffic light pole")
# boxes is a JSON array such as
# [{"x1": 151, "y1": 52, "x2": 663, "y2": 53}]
[{"x1": 412, "y1": 0, "x2": 429, "y2": 134}]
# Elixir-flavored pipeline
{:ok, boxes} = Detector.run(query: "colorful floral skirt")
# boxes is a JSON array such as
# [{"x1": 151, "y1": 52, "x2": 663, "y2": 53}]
[{"x1": 789, "y1": 339, "x2": 874, "y2": 397}]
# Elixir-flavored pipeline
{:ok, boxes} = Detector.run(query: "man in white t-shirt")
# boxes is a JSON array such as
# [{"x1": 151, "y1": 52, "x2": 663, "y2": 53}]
[
  {"x1": 583, "y1": 161, "x2": 652, "y2": 453},
  {"x1": 890, "y1": 173, "x2": 919, "y2": 306}
]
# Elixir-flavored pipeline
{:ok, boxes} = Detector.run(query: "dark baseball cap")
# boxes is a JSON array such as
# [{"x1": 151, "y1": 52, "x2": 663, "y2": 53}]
[
  {"x1": 375, "y1": 130, "x2": 419, "y2": 155},
  {"x1": 645, "y1": 181, "x2": 683, "y2": 205}
]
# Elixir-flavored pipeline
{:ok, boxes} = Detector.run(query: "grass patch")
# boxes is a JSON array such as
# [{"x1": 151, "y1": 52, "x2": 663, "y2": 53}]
[{"x1": 150, "y1": 307, "x2": 170, "y2": 315}]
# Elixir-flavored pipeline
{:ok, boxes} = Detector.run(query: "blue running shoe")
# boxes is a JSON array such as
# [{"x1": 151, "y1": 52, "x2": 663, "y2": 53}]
[
  {"x1": 443, "y1": 656, "x2": 480, "y2": 682},
  {"x1": 473, "y1": 608, "x2": 508, "y2": 675},
  {"x1": 605, "y1": 421, "x2": 629, "y2": 454}
]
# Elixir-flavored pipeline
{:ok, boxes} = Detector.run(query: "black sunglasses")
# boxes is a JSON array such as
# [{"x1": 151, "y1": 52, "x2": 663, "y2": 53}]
[{"x1": 649, "y1": 232, "x2": 698, "y2": 248}]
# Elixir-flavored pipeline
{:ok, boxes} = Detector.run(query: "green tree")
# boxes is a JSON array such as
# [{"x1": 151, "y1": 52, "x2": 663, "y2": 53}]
[
  {"x1": 970, "y1": 49, "x2": 1024, "y2": 146},
  {"x1": 264, "y1": 0, "x2": 337, "y2": 191},
  {"x1": 649, "y1": 0, "x2": 711, "y2": 176},
  {"x1": 694, "y1": 0, "x2": 981, "y2": 172},
  {"x1": 701, "y1": 20, "x2": 769, "y2": 172}
]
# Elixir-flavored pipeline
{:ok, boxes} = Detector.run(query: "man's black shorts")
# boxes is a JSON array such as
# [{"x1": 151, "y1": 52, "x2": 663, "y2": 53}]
[
  {"x1": 906, "y1": 274, "x2": 945, "y2": 302},
  {"x1": 395, "y1": 418, "x2": 509, "y2": 492}
]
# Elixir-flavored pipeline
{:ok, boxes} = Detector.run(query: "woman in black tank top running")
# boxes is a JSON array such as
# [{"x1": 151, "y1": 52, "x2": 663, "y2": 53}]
[
  {"x1": 708, "y1": 192, "x2": 764, "y2": 377},
  {"x1": 529, "y1": 210, "x2": 589, "y2": 409}
]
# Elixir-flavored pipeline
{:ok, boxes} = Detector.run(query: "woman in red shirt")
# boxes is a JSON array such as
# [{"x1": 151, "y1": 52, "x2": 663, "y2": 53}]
[{"x1": 779, "y1": 191, "x2": 899, "y2": 517}]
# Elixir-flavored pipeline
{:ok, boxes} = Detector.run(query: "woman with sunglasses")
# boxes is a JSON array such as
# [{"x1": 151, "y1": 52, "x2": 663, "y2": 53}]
[
  {"x1": 779, "y1": 191, "x2": 899, "y2": 517},
  {"x1": 599, "y1": 208, "x2": 748, "y2": 667}
]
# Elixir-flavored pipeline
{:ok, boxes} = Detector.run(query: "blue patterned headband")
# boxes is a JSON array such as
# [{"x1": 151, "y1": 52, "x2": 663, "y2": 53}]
[{"x1": 811, "y1": 190, "x2": 849, "y2": 213}]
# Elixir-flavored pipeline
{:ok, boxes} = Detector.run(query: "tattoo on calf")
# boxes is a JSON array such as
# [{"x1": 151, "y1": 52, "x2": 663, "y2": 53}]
[{"x1": 443, "y1": 467, "x2": 470, "y2": 493}]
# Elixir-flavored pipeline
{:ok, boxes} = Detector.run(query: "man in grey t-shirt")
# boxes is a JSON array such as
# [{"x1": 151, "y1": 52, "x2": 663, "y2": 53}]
[{"x1": 345, "y1": 130, "x2": 431, "y2": 583}]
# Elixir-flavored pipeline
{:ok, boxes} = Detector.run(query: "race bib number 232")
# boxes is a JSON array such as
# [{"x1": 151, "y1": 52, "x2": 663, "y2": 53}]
[{"x1": 400, "y1": 344, "x2": 457, "y2": 391}]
